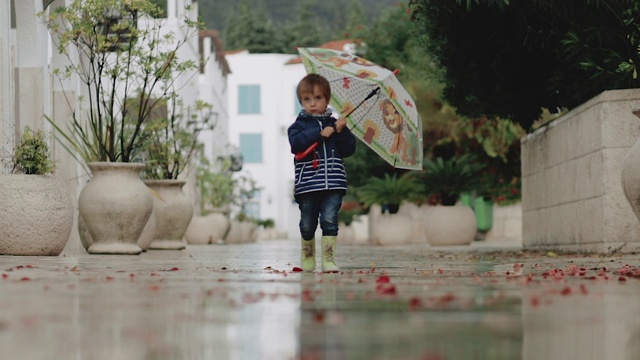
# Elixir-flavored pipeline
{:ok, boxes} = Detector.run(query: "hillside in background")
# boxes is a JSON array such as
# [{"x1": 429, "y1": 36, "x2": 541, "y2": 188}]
[{"x1": 199, "y1": 0, "x2": 398, "y2": 35}]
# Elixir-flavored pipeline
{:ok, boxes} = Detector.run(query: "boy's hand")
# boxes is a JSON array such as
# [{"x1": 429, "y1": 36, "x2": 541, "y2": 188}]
[
  {"x1": 335, "y1": 118, "x2": 347, "y2": 133},
  {"x1": 321, "y1": 126, "x2": 335, "y2": 138}
]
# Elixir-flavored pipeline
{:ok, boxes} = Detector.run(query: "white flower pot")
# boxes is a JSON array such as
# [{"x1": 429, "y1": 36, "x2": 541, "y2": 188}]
[
  {"x1": 144, "y1": 180, "x2": 193, "y2": 250},
  {"x1": 372, "y1": 212, "x2": 414, "y2": 245},
  {"x1": 0, "y1": 175, "x2": 73, "y2": 255},
  {"x1": 424, "y1": 205, "x2": 477, "y2": 246},
  {"x1": 79, "y1": 162, "x2": 152, "y2": 255}
]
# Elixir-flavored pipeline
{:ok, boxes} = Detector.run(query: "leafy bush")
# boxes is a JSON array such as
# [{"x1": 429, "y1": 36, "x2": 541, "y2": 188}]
[
  {"x1": 11, "y1": 127, "x2": 56, "y2": 175},
  {"x1": 357, "y1": 173, "x2": 420, "y2": 212}
]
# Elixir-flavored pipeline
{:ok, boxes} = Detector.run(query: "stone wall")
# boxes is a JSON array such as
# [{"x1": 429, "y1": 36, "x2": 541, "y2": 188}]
[{"x1": 521, "y1": 89, "x2": 640, "y2": 252}]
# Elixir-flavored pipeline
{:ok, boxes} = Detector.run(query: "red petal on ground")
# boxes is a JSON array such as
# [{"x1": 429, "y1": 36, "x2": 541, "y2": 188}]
[
  {"x1": 530, "y1": 295, "x2": 540, "y2": 308},
  {"x1": 376, "y1": 275, "x2": 390, "y2": 283},
  {"x1": 314, "y1": 310, "x2": 325, "y2": 323},
  {"x1": 560, "y1": 286, "x2": 572, "y2": 295},
  {"x1": 20, "y1": 277, "x2": 30, "y2": 281},
  {"x1": 105, "y1": 276, "x2": 113, "y2": 281},
  {"x1": 513, "y1": 263, "x2": 522, "y2": 272},
  {"x1": 376, "y1": 283, "x2": 397, "y2": 295},
  {"x1": 130, "y1": 273, "x2": 135, "y2": 278},
  {"x1": 301, "y1": 289, "x2": 314, "y2": 302},
  {"x1": 292, "y1": 267, "x2": 303, "y2": 272},
  {"x1": 580, "y1": 284, "x2": 589, "y2": 295},
  {"x1": 2, "y1": 273, "x2": 7, "y2": 279},
  {"x1": 619, "y1": 276, "x2": 627, "y2": 282},
  {"x1": 25, "y1": 265, "x2": 33, "y2": 268},
  {"x1": 150, "y1": 285, "x2": 160, "y2": 291},
  {"x1": 171, "y1": 267, "x2": 179, "y2": 271},
  {"x1": 409, "y1": 297, "x2": 422, "y2": 310},
  {"x1": 438, "y1": 293, "x2": 455, "y2": 305}
]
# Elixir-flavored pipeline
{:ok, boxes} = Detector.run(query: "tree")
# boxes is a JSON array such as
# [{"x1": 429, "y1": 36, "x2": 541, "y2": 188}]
[
  {"x1": 223, "y1": 0, "x2": 283, "y2": 53},
  {"x1": 342, "y1": 0, "x2": 368, "y2": 40},
  {"x1": 281, "y1": 0, "x2": 323, "y2": 52},
  {"x1": 409, "y1": 0, "x2": 640, "y2": 131}
]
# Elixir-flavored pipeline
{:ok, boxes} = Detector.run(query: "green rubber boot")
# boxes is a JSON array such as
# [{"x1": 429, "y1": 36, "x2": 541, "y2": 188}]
[
  {"x1": 301, "y1": 238, "x2": 315, "y2": 272},
  {"x1": 321, "y1": 236, "x2": 340, "y2": 273}
]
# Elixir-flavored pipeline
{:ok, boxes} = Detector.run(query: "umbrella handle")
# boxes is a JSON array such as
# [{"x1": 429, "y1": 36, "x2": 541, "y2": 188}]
[{"x1": 294, "y1": 142, "x2": 319, "y2": 160}]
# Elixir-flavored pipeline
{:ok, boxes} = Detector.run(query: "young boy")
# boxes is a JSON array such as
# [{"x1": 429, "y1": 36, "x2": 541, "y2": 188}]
[{"x1": 288, "y1": 74, "x2": 356, "y2": 273}]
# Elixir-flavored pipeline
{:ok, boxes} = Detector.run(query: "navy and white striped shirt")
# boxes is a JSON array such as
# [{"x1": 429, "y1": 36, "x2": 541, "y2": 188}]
[{"x1": 288, "y1": 110, "x2": 356, "y2": 196}]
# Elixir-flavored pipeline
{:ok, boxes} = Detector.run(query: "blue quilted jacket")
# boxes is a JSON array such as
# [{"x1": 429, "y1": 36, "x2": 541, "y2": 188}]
[{"x1": 287, "y1": 110, "x2": 356, "y2": 196}]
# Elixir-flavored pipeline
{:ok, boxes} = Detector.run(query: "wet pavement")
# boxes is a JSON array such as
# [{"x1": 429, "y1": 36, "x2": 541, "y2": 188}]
[{"x1": 1, "y1": 238, "x2": 640, "y2": 359}]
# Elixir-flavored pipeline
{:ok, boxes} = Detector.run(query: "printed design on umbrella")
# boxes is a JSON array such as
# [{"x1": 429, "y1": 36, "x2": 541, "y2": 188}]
[
  {"x1": 355, "y1": 69, "x2": 377, "y2": 79},
  {"x1": 380, "y1": 99, "x2": 410, "y2": 163},
  {"x1": 362, "y1": 119, "x2": 381, "y2": 144}
]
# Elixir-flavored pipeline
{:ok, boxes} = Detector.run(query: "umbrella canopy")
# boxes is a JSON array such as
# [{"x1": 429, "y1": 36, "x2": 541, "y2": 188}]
[{"x1": 297, "y1": 47, "x2": 423, "y2": 170}]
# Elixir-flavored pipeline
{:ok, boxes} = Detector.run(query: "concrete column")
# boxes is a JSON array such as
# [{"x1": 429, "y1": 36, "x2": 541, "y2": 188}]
[
  {"x1": 14, "y1": 0, "x2": 46, "y2": 134},
  {"x1": 0, "y1": 0, "x2": 12, "y2": 172}
]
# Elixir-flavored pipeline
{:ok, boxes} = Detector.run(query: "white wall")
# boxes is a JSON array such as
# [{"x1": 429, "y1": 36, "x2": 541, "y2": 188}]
[{"x1": 226, "y1": 53, "x2": 305, "y2": 239}]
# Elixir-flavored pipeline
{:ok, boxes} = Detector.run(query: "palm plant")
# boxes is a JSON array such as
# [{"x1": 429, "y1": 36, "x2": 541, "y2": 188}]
[
  {"x1": 357, "y1": 172, "x2": 420, "y2": 214},
  {"x1": 419, "y1": 154, "x2": 486, "y2": 206}
]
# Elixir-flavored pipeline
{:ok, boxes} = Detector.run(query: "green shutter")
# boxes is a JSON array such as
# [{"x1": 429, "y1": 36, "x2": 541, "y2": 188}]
[{"x1": 239, "y1": 133, "x2": 263, "y2": 163}]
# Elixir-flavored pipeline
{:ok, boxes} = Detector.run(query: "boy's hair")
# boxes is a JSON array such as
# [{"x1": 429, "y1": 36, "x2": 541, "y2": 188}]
[{"x1": 297, "y1": 74, "x2": 331, "y2": 104}]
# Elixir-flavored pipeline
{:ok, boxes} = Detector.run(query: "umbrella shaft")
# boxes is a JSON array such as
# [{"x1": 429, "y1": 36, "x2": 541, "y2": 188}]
[{"x1": 345, "y1": 86, "x2": 380, "y2": 129}]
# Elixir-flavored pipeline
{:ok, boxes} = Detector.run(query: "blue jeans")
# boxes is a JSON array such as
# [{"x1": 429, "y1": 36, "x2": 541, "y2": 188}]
[{"x1": 295, "y1": 190, "x2": 345, "y2": 240}]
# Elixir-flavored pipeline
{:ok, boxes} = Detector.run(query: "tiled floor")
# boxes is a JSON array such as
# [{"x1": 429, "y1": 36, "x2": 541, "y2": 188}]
[{"x1": 1, "y1": 239, "x2": 639, "y2": 359}]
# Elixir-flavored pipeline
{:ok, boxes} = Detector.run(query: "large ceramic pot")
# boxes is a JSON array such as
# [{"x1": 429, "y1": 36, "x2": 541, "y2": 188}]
[
  {"x1": 144, "y1": 180, "x2": 193, "y2": 250},
  {"x1": 0, "y1": 175, "x2": 73, "y2": 255},
  {"x1": 371, "y1": 212, "x2": 414, "y2": 245},
  {"x1": 423, "y1": 205, "x2": 477, "y2": 246},
  {"x1": 79, "y1": 205, "x2": 156, "y2": 252},
  {"x1": 79, "y1": 162, "x2": 152, "y2": 255},
  {"x1": 184, "y1": 208, "x2": 230, "y2": 245}
]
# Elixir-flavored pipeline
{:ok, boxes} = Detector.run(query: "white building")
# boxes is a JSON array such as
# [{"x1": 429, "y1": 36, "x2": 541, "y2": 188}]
[{"x1": 225, "y1": 41, "x2": 357, "y2": 239}]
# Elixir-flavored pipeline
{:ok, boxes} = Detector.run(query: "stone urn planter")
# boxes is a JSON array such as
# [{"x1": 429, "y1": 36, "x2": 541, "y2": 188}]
[
  {"x1": 0, "y1": 175, "x2": 74, "y2": 255},
  {"x1": 79, "y1": 162, "x2": 152, "y2": 255},
  {"x1": 371, "y1": 212, "x2": 414, "y2": 245},
  {"x1": 144, "y1": 180, "x2": 193, "y2": 250},
  {"x1": 184, "y1": 208, "x2": 230, "y2": 245},
  {"x1": 337, "y1": 222, "x2": 356, "y2": 244},
  {"x1": 79, "y1": 205, "x2": 156, "y2": 252},
  {"x1": 423, "y1": 205, "x2": 477, "y2": 246}
]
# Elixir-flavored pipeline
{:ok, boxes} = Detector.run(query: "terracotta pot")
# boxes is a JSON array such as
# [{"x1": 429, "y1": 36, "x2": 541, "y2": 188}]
[
  {"x1": 424, "y1": 205, "x2": 477, "y2": 246},
  {"x1": 79, "y1": 162, "x2": 152, "y2": 255},
  {"x1": 144, "y1": 180, "x2": 193, "y2": 250},
  {"x1": 0, "y1": 175, "x2": 73, "y2": 255}
]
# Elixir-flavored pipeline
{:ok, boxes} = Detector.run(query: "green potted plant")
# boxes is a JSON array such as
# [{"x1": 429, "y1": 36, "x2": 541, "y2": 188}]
[
  {"x1": 0, "y1": 127, "x2": 73, "y2": 255},
  {"x1": 357, "y1": 173, "x2": 419, "y2": 245},
  {"x1": 39, "y1": 0, "x2": 202, "y2": 254},
  {"x1": 141, "y1": 99, "x2": 213, "y2": 250},
  {"x1": 357, "y1": 173, "x2": 420, "y2": 214},
  {"x1": 418, "y1": 154, "x2": 486, "y2": 246}
]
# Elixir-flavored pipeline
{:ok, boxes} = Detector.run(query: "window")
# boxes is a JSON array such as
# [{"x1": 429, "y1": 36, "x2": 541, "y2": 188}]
[
  {"x1": 294, "y1": 86, "x2": 302, "y2": 115},
  {"x1": 239, "y1": 133, "x2": 262, "y2": 163},
  {"x1": 238, "y1": 84, "x2": 261, "y2": 114}
]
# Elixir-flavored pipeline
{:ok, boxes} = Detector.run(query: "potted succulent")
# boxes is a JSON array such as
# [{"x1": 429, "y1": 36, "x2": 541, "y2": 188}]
[
  {"x1": 358, "y1": 173, "x2": 419, "y2": 245},
  {"x1": 0, "y1": 127, "x2": 73, "y2": 255},
  {"x1": 39, "y1": 0, "x2": 202, "y2": 254},
  {"x1": 141, "y1": 99, "x2": 213, "y2": 250},
  {"x1": 418, "y1": 155, "x2": 486, "y2": 246}
]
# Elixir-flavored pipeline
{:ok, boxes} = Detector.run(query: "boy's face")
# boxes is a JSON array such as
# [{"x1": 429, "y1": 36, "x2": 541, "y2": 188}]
[{"x1": 300, "y1": 85, "x2": 328, "y2": 115}]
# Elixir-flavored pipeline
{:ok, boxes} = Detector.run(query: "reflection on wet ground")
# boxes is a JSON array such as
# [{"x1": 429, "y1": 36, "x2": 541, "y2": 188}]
[{"x1": 1, "y1": 239, "x2": 639, "y2": 359}]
